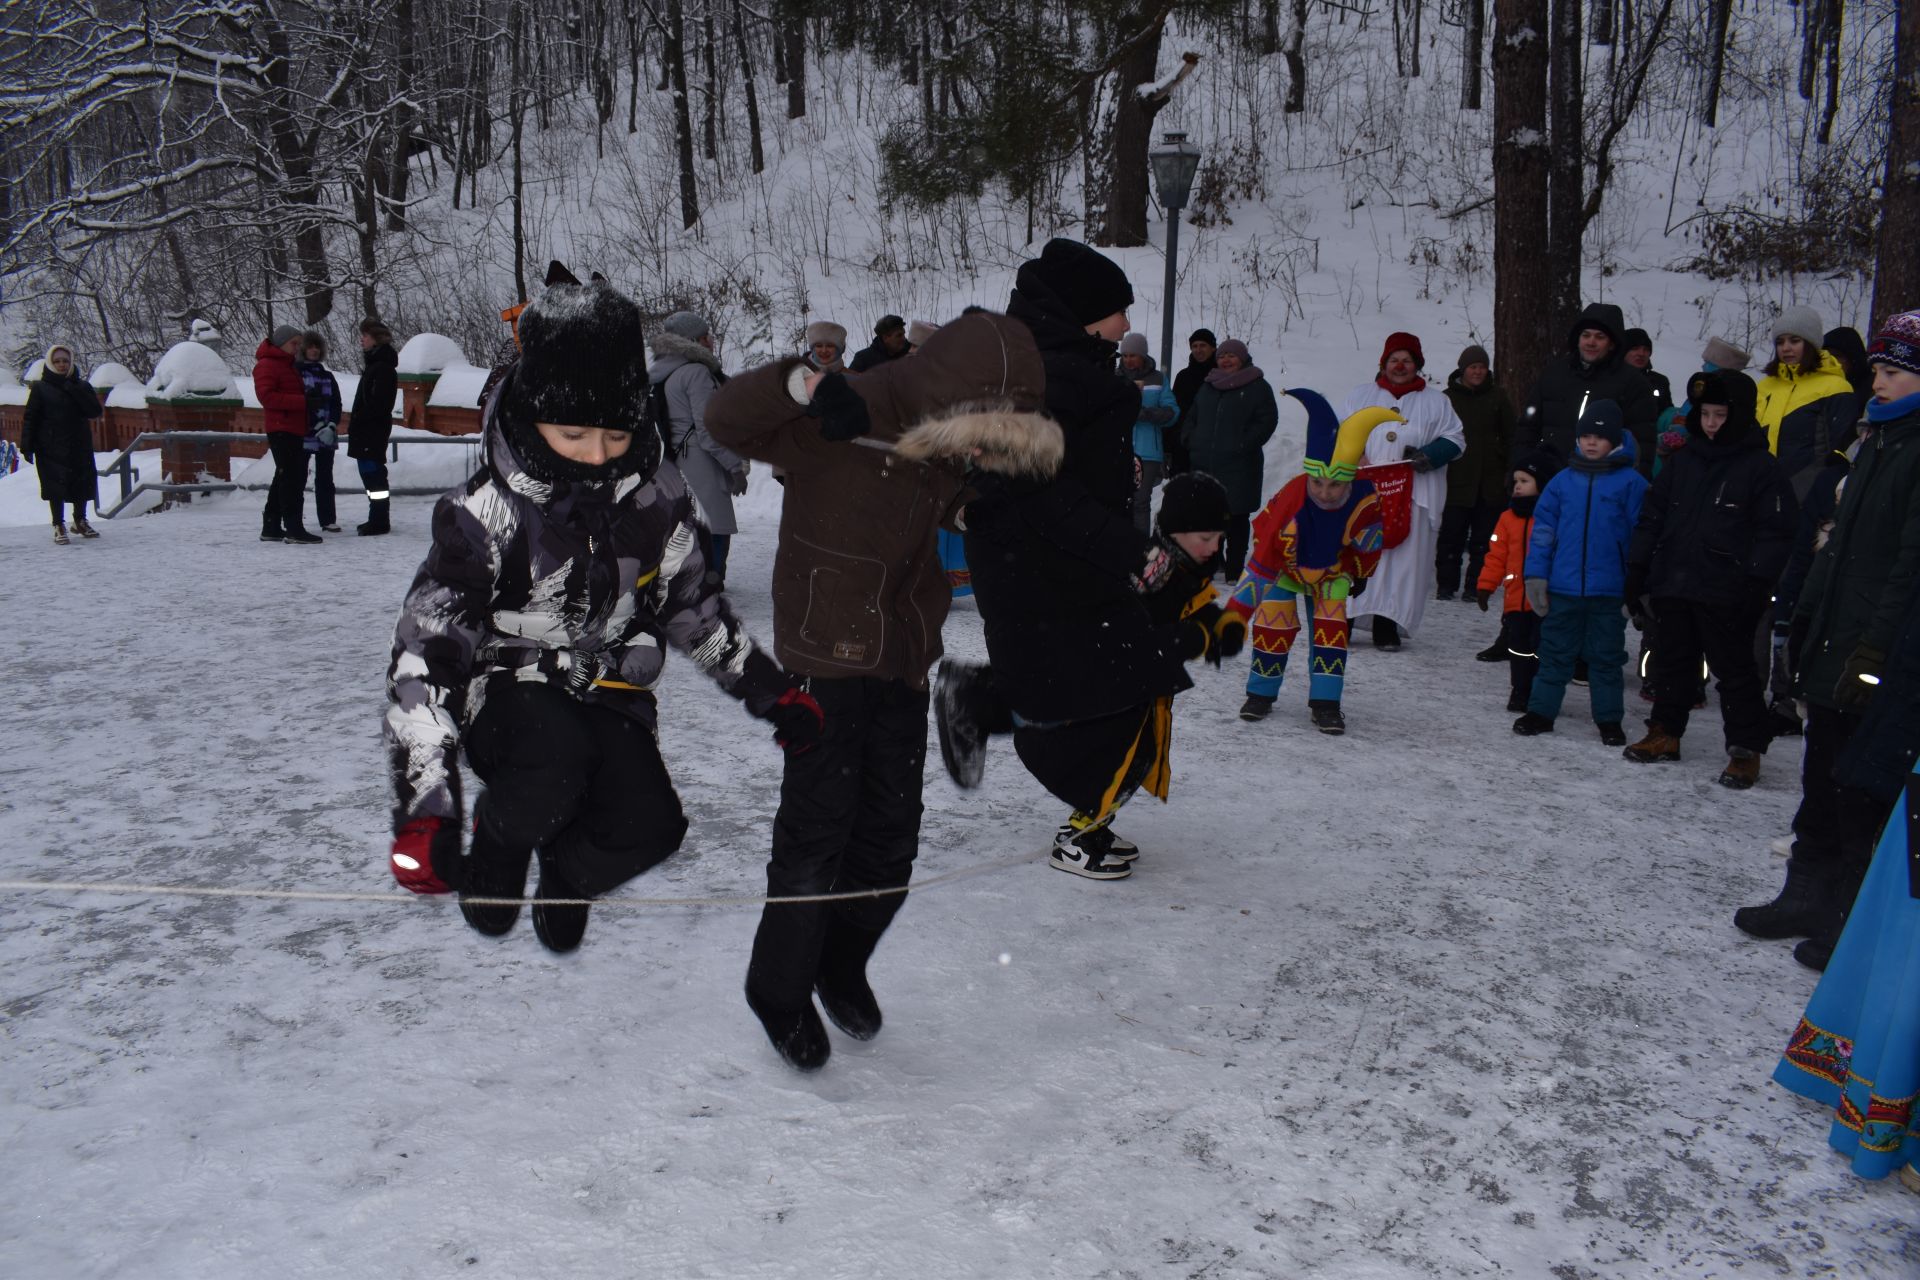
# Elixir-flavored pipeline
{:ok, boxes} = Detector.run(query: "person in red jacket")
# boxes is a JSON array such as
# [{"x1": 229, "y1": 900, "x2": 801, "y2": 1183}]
[
  {"x1": 1475, "y1": 448, "x2": 1562, "y2": 711},
  {"x1": 254, "y1": 324, "x2": 322, "y2": 544}
]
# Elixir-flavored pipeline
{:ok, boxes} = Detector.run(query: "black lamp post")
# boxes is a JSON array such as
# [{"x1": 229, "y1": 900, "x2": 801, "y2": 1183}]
[{"x1": 1149, "y1": 131, "x2": 1202, "y2": 376}]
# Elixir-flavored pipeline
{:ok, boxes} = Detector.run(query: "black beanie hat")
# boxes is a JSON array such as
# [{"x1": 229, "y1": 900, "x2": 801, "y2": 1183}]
[
  {"x1": 498, "y1": 282, "x2": 659, "y2": 484},
  {"x1": 1027, "y1": 238, "x2": 1135, "y2": 326},
  {"x1": 1155, "y1": 472, "x2": 1232, "y2": 535},
  {"x1": 1513, "y1": 446, "x2": 1562, "y2": 487},
  {"x1": 1576, "y1": 399, "x2": 1625, "y2": 447},
  {"x1": 1622, "y1": 327, "x2": 1653, "y2": 353},
  {"x1": 1189, "y1": 328, "x2": 1217, "y2": 347}
]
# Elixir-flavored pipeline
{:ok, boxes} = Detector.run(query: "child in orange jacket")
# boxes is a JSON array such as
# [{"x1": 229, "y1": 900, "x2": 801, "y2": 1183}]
[{"x1": 1475, "y1": 448, "x2": 1563, "y2": 711}]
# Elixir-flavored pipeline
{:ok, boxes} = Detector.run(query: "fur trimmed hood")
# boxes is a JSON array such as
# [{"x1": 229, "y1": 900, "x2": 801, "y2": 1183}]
[
  {"x1": 895, "y1": 404, "x2": 1064, "y2": 478},
  {"x1": 647, "y1": 328, "x2": 722, "y2": 373}
]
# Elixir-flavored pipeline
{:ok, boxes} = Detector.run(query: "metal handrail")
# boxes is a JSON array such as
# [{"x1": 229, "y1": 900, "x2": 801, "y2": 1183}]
[{"x1": 95, "y1": 430, "x2": 482, "y2": 519}]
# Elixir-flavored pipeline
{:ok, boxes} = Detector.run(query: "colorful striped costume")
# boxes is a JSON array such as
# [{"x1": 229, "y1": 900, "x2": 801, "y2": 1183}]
[{"x1": 1226, "y1": 390, "x2": 1392, "y2": 704}]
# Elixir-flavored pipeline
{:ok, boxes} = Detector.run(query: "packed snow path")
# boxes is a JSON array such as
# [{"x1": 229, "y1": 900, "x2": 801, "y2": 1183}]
[{"x1": 1, "y1": 485, "x2": 1912, "y2": 1279}]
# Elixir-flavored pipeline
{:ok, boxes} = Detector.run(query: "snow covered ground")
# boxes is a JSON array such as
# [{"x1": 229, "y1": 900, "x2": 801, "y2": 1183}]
[{"x1": 1, "y1": 473, "x2": 1913, "y2": 1279}]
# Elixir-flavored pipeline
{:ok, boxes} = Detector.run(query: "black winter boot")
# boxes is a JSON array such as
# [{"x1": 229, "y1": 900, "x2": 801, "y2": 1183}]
[
  {"x1": 459, "y1": 799, "x2": 534, "y2": 937},
  {"x1": 1308, "y1": 699, "x2": 1346, "y2": 735},
  {"x1": 356, "y1": 499, "x2": 391, "y2": 536},
  {"x1": 1733, "y1": 859, "x2": 1833, "y2": 940},
  {"x1": 1239, "y1": 694, "x2": 1275, "y2": 721},
  {"x1": 746, "y1": 986, "x2": 831, "y2": 1071},
  {"x1": 1512, "y1": 712, "x2": 1554, "y2": 735},
  {"x1": 1475, "y1": 635, "x2": 1507, "y2": 663},
  {"x1": 1789, "y1": 861, "x2": 1868, "y2": 968},
  {"x1": 530, "y1": 848, "x2": 592, "y2": 953},
  {"x1": 814, "y1": 919, "x2": 886, "y2": 1041}
]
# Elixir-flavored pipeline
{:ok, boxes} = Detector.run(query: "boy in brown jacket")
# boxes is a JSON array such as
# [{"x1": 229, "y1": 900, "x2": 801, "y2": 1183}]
[{"x1": 705, "y1": 312, "x2": 1049, "y2": 1072}]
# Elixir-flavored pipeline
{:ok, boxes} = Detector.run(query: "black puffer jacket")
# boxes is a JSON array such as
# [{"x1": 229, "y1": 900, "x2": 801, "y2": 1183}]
[
  {"x1": 897, "y1": 411, "x2": 1192, "y2": 725},
  {"x1": 384, "y1": 386, "x2": 780, "y2": 830},
  {"x1": 1522, "y1": 303, "x2": 1659, "y2": 469},
  {"x1": 1627, "y1": 374, "x2": 1797, "y2": 608},
  {"x1": 20, "y1": 371, "x2": 103, "y2": 504},
  {"x1": 347, "y1": 341, "x2": 399, "y2": 460}
]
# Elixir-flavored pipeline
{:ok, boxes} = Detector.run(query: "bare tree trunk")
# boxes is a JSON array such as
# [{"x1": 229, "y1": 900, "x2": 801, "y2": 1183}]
[
  {"x1": 1493, "y1": 0, "x2": 1553, "y2": 403},
  {"x1": 1701, "y1": 0, "x2": 1731, "y2": 126},
  {"x1": 783, "y1": 4, "x2": 806, "y2": 119},
  {"x1": 1818, "y1": 0, "x2": 1843, "y2": 145},
  {"x1": 1260, "y1": 0, "x2": 1280, "y2": 54},
  {"x1": 511, "y1": 2, "x2": 528, "y2": 302},
  {"x1": 386, "y1": 0, "x2": 418, "y2": 231},
  {"x1": 702, "y1": 1, "x2": 719, "y2": 160},
  {"x1": 1873, "y1": 0, "x2": 1920, "y2": 328},
  {"x1": 1461, "y1": 0, "x2": 1485, "y2": 108},
  {"x1": 1409, "y1": 0, "x2": 1421, "y2": 76},
  {"x1": 667, "y1": 0, "x2": 701, "y2": 227},
  {"x1": 1283, "y1": 0, "x2": 1309, "y2": 111},
  {"x1": 733, "y1": 0, "x2": 765, "y2": 173},
  {"x1": 1545, "y1": 0, "x2": 1583, "y2": 328}
]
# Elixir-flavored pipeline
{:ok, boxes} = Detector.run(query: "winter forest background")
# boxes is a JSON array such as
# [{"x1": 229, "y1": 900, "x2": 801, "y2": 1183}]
[{"x1": 3, "y1": 0, "x2": 1917, "y2": 384}]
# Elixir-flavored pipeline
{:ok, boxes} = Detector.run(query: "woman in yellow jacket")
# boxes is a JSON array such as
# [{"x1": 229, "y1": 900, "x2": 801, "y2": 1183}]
[{"x1": 1757, "y1": 306, "x2": 1858, "y2": 494}]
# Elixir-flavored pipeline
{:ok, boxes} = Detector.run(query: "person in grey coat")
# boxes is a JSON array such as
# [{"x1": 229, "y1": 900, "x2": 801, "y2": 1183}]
[{"x1": 648, "y1": 310, "x2": 749, "y2": 584}]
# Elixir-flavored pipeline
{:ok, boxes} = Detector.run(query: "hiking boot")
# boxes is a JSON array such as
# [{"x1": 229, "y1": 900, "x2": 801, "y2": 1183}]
[
  {"x1": 459, "y1": 799, "x2": 534, "y2": 938},
  {"x1": 1734, "y1": 860, "x2": 1831, "y2": 940},
  {"x1": 71, "y1": 517, "x2": 99, "y2": 538},
  {"x1": 1623, "y1": 725, "x2": 1681, "y2": 763},
  {"x1": 1050, "y1": 824, "x2": 1132, "y2": 880},
  {"x1": 1506, "y1": 690, "x2": 1529, "y2": 713},
  {"x1": 1475, "y1": 637, "x2": 1506, "y2": 663},
  {"x1": 746, "y1": 987, "x2": 831, "y2": 1071},
  {"x1": 1103, "y1": 830, "x2": 1140, "y2": 863},
  {"x1": 933, "y1": 659, "x2": 990, "y2": 789},
  {"x1": 1717, "y1": 747, "x2": 1761, "y2": 790},
  {"x1": 51, "y1": 521, "x2": 69, "y2": 545},
  {"x1": 1598, "y1": 722, "x2": 1627, "y2": 747},
  {"x1": 814, "y1": 920, "x2": 886, "y2": 1041},
  {"x1": 1512, "y1": 712, "x2": 1554, "y2": 735},
  {"x1": 1239, "y1": 694, "x2": 1275, "y2": 721},
  {"x1": 530, "y1": 849, "x2": 592, "y2": 953},
  {"x1": 1308, "y1": 699, "x2": 1346, "y2": 734}
]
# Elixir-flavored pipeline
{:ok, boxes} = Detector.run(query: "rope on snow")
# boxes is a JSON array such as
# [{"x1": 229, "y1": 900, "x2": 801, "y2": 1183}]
[{"x1": 0, "y1": 849, "x2": 1047, "y2": 911}]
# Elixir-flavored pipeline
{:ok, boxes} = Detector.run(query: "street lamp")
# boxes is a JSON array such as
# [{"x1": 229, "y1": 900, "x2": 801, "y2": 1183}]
[{"x1": 1149, "y1": 131, "x2": 1202, "y2": 376}]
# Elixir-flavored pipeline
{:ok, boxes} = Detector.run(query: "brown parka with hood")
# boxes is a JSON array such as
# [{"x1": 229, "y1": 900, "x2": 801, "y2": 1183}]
[{"x1": 704, "y1": 312, "x2": 1048, "y2": 688}]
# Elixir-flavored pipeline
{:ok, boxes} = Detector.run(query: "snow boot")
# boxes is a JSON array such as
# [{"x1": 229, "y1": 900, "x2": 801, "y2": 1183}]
[
  {"x1": 1475, "y1": 636, "x2": 1507, "y2": 663},
  {"x1": 1505, "y1": 690, "x2": 1530, "y2": 713},
  {"x1": 746, "y1": 986, "x2": 831, "y2": 1072},
  {"x1": 356, "y1": 499, "x2": 391, "y2": 537},
  {"x1": 1597, "y1": 722, "x2": 1626, "y2": 747},
  {"x1": 1717, "y1": 747, "x2": 1761, "y2": 790},
  {"x1": 530, "y1": 848, "x2": 592, "y2": 953},
  {"x1": 261, "y1": 516, "x2": 283, "y2": 542},
  {"x1": 71, "y1": 516, "x2": 99, "y2": 539},
  {"x1": 1791, "y1": 936, "x2": 1834, "y2": 971},
  {"x1": 1734, "y1": 859, "x2": 1834, "y2": 940},
  {"x1": 1623, "y1": 725, "x2": 1681, "y2": 762},
  {"x1": 1238, "y1": 693, "x2": 1275, "y2": 721},
  {"x1": 814, "y1": 920, "x2": 886, "y2": 1041},
  {"x1": 933, "y1": 659, "x2": 991, "y2": 789},
  {"x1": 1372, "y1": 618, "x2": 1401, "y2": 651},
  {"x1": 1308, "y1": 699, "x2": 1346, "y2": 735},
  {"x1": 283, "y1": 526, "x2": 323, "y2": 545},
  {"x1": 51, "y1": 522, "x2": 69, "y2": 546},
  {"x1": 1512, "y1": 712, "x2": 1555, "y2": 736},
  {"x1": 459, "y1": 801, "x2": 534, "y2": 937},
  {"x1": 1050, "y1": 823, "x2": 1132, "y2": 880}
]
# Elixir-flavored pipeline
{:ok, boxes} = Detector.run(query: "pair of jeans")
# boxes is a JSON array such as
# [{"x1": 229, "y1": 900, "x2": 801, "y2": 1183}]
[
  {"x1": 1528, "y1": 594, "x2": 1628, "y2": 724},
  {"x1": 746, "y1": 677, "x2": 930, "y2": 1012},
  {"x1": 264, "y1": 432, "x2": 311, "y2": 533}
]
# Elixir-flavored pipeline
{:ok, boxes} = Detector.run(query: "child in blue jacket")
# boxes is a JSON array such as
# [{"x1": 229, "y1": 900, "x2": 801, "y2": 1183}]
[{"x1": 1513, "y1": 400, "x2": 1650, "y2": 743}]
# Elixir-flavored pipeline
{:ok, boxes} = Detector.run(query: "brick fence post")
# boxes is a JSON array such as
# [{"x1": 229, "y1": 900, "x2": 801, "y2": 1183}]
[{"x1": 147, "y1": 396, "x2": 243, "y2": 505}]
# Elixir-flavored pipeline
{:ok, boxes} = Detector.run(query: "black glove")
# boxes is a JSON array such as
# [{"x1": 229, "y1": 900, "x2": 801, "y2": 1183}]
[
  {"x1": 1401, "y1": 444, "x2": 1434, "y2": 474},
  {"x1": 805, "y1": 372, "x2": 870, "y2": 442},
  {"x1": 1475, "y1": 587, "x2": 1493, "y2": 612},
  {"x1": 1348, "y1": 574, "x2": 1367, "y2": 599},
  {"x1": 1176, "y1": 616, "x2": 1217, "y2": 666},
  {"x1": 1833, "y1": 646, "x2": 1886, "y2": 711},
  {"x1": 1212, "y1": 611, "x2": 1247, "y2": 659}
]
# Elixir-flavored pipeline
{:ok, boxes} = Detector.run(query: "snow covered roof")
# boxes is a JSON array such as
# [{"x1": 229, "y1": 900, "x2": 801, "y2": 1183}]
[
  {"x1": 89, "y1": 361, "x2": 139, "y2": 389},
  {"x1": 145, "y1": 341, "x2": 237, "y2": 400},
  {"x1": 396, "y1": 333, "x2": 468, "y2": 375}
]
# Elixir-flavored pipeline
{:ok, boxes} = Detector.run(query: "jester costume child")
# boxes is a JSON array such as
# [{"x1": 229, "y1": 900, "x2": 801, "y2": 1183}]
[{"x1": 1228, "y1": 390, "x2": 1393, "y2": 733}]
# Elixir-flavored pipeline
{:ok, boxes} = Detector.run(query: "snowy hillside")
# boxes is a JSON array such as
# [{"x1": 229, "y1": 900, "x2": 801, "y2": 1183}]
[{"x1": 0, "y1": 483, "x2": 1911, "y2": 1278}]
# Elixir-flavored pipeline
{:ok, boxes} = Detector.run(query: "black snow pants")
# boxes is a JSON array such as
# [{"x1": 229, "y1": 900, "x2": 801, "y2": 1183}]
[
  {"x1": 264, "y1": 431, "x2": 310, "y2": 534},
  {"x1": 464, "y1": 679, "x2": 688, "y2": 896},
  {"x1": 1436, "y1": 501, "x2": 1500, "y2": 598},
  {"x1": 1789, "y1": 704, "x2": 1887, "y2": 881},
  {"x1": 1502, "y1": 610, "x2": 1541, "y2": 702},
  {"x1": 746, "y1": 676, "x2": 929, "y2": 1013},
  {"x1": 1648, "y1": 597, "x2": 1772, "y2": 753}
]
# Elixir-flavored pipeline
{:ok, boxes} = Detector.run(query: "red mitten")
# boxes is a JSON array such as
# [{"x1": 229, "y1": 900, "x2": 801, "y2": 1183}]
[
  {"x1": 390, "y1": 816, "x2": 460, "y2": 894},
  {"x1": 768, "y1": 685, "x2": 825, "y2": 754}
]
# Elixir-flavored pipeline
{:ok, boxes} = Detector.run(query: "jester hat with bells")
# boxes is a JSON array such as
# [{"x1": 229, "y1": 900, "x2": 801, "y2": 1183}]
[{"x1": 1289, "y1": 387, "x2": 1404, "y2": 481}]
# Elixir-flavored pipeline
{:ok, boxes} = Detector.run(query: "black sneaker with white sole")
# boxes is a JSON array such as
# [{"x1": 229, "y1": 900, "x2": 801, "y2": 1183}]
[
  {"x1": 1308, "y1": 699, "x2": 1346, "y2": 734},
  {"x1": 1050, "y1": 824, "x2": 1132, "y2": 880},
  {"x1": 1103, "y1": 830, "x2": 1139, "y2": 862}
]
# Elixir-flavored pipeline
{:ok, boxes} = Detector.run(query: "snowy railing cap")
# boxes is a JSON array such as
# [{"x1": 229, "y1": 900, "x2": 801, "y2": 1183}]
[
  {"x1": 397, "y1": 334, "x2": 468, "y2": 378},
  {"x1": 90, "y1": 361, "x2": 139, "y2": 389},
  {"x1": 145, "y1": 341, "x2": 238, "y2": 401}
]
